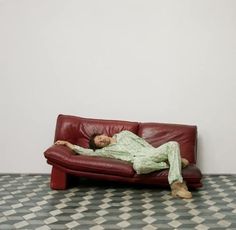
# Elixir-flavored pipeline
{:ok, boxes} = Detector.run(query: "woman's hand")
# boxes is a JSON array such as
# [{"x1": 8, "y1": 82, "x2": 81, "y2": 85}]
[
  {"x1": 55, "y1": 140, "x2": 75, "y2": 150},
  {"x1": 55, "y1": 140, "x2": 69, "y2": 146}
]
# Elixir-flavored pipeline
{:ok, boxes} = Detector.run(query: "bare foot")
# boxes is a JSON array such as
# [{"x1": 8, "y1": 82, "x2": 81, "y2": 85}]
[{"x1": 181, "y1": 158, "x2": 189, "y2": 168}]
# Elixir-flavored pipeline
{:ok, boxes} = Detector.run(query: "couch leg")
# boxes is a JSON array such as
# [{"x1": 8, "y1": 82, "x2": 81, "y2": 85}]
[{"x1": 50, "y1": 166, "x2": 68, "y2": 190}]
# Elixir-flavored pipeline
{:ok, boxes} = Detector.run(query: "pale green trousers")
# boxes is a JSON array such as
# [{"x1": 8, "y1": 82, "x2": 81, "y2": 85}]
[{"x1": 132, "y1": 141, "x2": 183, "y2": 184}]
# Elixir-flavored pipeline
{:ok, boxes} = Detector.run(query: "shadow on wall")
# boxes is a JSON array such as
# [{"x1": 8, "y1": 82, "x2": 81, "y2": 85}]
[{"x1": 196, "y1": 134, "x2": 204, "y2": 172}]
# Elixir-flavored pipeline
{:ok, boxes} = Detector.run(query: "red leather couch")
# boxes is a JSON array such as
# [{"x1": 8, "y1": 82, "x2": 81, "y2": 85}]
[{"x1": 44, "y1": 114, "x2": 202, "y2": 190}]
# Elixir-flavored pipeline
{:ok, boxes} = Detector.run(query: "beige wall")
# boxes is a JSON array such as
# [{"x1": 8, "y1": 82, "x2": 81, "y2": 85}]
[{"x1": 0, "y1": 0, "x2": 236, "y2": 173}]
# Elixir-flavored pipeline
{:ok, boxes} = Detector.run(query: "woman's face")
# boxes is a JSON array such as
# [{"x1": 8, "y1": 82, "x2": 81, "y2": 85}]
[{"x1": 94, "y1": 134, "x2": 111, "y2": 148}]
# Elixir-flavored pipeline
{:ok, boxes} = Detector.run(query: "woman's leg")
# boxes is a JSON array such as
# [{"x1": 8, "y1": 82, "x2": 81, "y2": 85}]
[
  {"x1": 133, "y1": 157, "x2": 169, "y2": 175},
  {"x1": 149, "y1": 141, "x2": 192, "y2": 199},
  {"x1": 149, "y1": 141, "x2": 183, "y2": 185}
]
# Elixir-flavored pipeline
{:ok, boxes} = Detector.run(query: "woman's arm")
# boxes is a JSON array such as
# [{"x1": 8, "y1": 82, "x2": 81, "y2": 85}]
[
  {"x1": 55, "y1": 140, "x2": 96, "y2": 155},
  {"x1": 55, "y1": 140, "x2": 75, "y2": 150}
]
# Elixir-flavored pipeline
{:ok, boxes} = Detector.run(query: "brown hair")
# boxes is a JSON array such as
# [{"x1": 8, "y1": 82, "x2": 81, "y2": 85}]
[{"x1": 89, "y1": 133, "x2": 102, "y2": 150}]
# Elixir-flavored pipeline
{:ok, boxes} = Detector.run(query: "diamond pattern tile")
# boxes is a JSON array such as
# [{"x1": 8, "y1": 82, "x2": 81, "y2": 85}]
[{"x1": 0, "y1": 174, "x2": 236, "y2": 229}]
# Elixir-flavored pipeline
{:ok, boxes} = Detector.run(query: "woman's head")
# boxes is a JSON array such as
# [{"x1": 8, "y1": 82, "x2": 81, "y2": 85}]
[{"x1": 89, "y1": 133, "x2": 111, "y2": 150}]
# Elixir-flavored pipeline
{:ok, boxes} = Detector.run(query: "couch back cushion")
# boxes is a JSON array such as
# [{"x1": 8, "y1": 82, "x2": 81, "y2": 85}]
[
  {"x1": 138, "y1": 123, "x2": 197, "y2": 163},
  {"x1": 54, "y1": 114, "x2": 139, "y2": 148}
]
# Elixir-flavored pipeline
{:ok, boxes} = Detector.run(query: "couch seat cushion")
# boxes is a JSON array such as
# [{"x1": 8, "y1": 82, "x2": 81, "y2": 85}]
[
  {"x1": 44, "y1": 145, "x2": 135, "y2": 177},
  {"x1": 134, "y1": 164, "x2": 202, "y2": 187}
]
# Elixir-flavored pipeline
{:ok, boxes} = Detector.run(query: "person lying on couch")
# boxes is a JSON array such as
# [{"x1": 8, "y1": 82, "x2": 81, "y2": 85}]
[{"x1": 55, "y1": 130, "x2": 192, "y2": 199}]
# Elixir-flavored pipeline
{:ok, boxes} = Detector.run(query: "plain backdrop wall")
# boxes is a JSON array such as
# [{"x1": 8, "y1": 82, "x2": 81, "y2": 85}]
[{"x1": 0, "y1": 0, "x2": 236, "y2": 174}]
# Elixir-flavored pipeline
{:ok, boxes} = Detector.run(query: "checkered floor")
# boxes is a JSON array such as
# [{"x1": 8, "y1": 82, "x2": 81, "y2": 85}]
[{"x1": 1, "y1": 174, "x2": 236, "y2": 230}]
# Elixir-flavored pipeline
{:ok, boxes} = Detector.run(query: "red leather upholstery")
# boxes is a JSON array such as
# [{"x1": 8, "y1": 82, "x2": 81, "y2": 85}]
[
  {"x1": 138, "y1": 123, "x2": 197, "y2": 163},
  {"x1": 44, "y1": 114, "x2": 202, "y2": 190},
  {"x1": 54, "y1": 115, "x2": 139, "y2": 148},
  {"x1": 45, "y1": 145, "x2": 135, "y2": 177}
]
